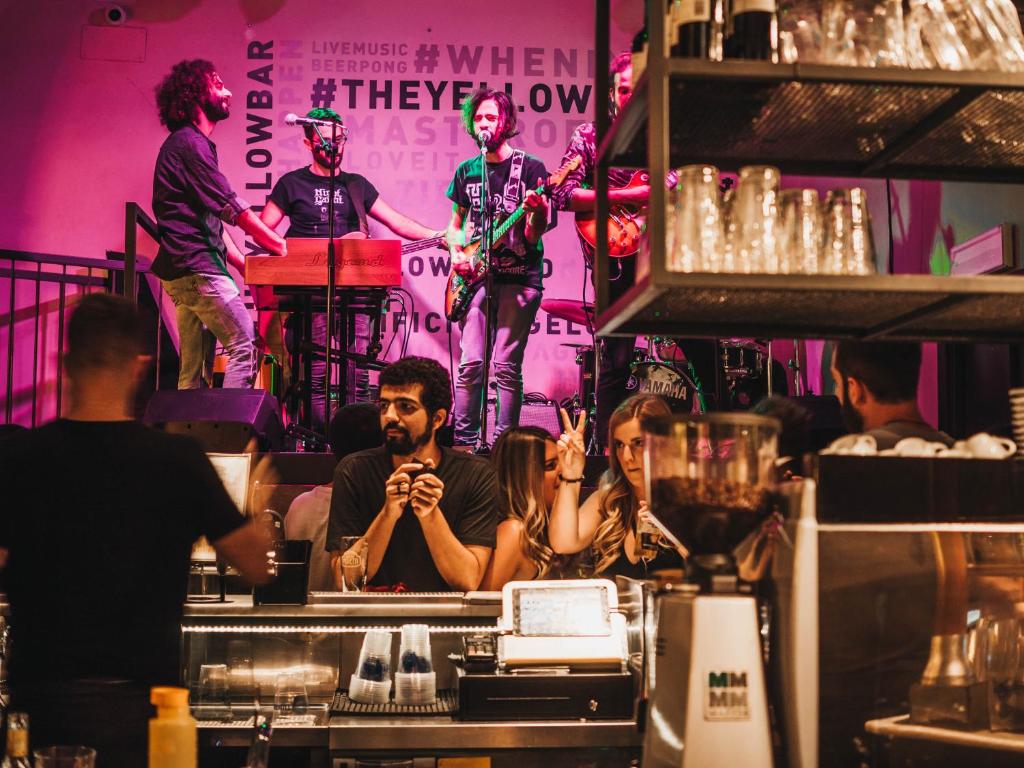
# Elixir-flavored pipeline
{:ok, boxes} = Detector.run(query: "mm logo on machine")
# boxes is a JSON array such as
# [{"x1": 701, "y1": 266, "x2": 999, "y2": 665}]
[{"x1": 704, "y1": 670, "x2": 750, "y2": 721}]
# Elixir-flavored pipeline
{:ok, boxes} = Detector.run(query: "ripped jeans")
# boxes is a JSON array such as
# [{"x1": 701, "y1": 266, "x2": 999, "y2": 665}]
[
  {"x1": 162, "y1": 272, "x2": 257, "y2": 389},
  {"x1": 453, "y1": 282, "x2": 541, "y2": 445}
]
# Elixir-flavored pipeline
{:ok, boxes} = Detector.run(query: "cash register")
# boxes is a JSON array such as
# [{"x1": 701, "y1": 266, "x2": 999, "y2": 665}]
[{"x1": 456, "y1": 579, "x2": 635, "y2": 721}]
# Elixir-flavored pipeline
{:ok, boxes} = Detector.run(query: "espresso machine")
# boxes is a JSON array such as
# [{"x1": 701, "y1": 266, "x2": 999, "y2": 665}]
[{"x1": 640, "y1": 413, "x2": 780, "y2": 768}]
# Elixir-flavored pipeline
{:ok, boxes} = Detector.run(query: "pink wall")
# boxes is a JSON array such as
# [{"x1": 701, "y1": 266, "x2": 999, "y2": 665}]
[{"x1": 2, "y1": 1, "x2": 1022, "y2": 428}]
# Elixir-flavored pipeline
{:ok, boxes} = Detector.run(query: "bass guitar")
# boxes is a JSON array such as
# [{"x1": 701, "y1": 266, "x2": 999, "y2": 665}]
[
  {"x1": 339, "y1": 229, "x2": 445, "y2": 255},
  {"x1": 573, "y1": 170, "x2": 649, "y2": 260},
  {"x1": 444, "y1": 156, "x2": 581, "y2": 323}
]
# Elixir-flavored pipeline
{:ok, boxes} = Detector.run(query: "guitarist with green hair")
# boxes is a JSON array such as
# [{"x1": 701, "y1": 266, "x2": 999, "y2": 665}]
[{"x1": 445, "y1": 88, "x2": 552, "y2": 448}]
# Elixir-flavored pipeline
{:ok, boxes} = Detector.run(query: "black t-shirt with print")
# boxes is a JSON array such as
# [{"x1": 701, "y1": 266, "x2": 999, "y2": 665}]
[
  {"x1": 446, "y1": 152, "x2": 550, "y2": 291},
  {"x1": 268, "y1": 167, "x2": 380, "y2": 238},
  {"x1": 327, "y1": 446, "x2": 499, "y2": 591}
]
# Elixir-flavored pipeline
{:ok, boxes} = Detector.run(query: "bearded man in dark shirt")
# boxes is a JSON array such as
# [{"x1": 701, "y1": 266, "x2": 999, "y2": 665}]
[
  {"x1": 328, "y1": 357, "x2": 498, "y2": 592},
  {"x1": 260, "y1": 108, "x2": 444, "y2": 429}
]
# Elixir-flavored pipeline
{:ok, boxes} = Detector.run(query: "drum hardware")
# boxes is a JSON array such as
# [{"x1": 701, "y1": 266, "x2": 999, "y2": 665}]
[
  {"x1": 561, "y1": 343, "x2": 600, "y2": 454},
  {"x1": 789, "y1": 339, "x2": 804, "y2": 397}
]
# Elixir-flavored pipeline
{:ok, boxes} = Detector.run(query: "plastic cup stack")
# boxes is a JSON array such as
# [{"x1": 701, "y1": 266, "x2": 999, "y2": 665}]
[
  {"x1": 348, "y1": 628, "x2": 392, "y2": 705},
  {"x1": 395, "y1": 623, "x2": 436, "y2": 706}
]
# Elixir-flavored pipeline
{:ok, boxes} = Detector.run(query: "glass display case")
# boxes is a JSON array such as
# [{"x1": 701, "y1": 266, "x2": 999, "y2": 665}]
[{"x1": 181, "y1": 592, "x2": 642, "y2": 766}]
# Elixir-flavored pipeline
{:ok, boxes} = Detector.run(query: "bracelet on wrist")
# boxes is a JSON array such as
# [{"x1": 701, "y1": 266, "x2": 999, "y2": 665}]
[{"x1": 559, "y1": 474, "x2": 583, "y2": 483}]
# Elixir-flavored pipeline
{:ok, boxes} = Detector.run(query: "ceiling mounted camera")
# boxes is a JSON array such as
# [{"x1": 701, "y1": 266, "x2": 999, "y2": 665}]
[{"x1": 104, "y1": 4, "x2": 129, "y2": 25}]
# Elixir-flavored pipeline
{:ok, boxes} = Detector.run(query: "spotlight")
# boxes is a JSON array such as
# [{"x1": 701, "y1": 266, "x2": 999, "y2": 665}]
[{"x1": 103, "y1": 4, "x2": 129, "y2": 25}]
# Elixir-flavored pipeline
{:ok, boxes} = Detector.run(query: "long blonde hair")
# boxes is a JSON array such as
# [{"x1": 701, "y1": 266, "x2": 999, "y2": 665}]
[
  {"x1": 491, "y1": 427, "x2": 559, "y2": 578},
  {"x1": 592, "y1": 394, "x2": 671, "y2": 574}
]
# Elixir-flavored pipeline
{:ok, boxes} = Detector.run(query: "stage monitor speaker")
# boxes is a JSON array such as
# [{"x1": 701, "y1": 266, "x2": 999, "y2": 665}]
[
  {"x1": 144, "y1": 389, "x2": 284, "y2": 452},
  {"x1": 484, "y1": 399, "x2": 562, "y2": 443}
]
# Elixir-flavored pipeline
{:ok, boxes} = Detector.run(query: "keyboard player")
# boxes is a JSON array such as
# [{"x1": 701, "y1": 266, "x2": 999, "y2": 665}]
[{"x1": 259, "y1": 108, "x2": 445, "y2": 430}]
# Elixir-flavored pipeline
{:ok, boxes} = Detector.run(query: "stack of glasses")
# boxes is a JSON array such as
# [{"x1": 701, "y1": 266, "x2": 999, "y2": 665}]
[
  {"x1": 666, "y1": 164, "x2": 877, "y2": 277},
  {"x1": 348, "y1": 628, "x2": 393, "y2": 705},
  {"x1": 1010, "y1": 387, "x2": 1024, "y2": 455},
  {"x1": 778, "y1": 0, "x2": 1024, "y2": 71},
  {"x1": 394, "y1": 624, "x2": 436, "y2": 706}
]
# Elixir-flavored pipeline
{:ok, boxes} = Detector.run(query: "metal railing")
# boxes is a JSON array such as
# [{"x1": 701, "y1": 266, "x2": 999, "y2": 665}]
[{"x1": 1, "y1": 202, "x2": 166, "y2": 425}]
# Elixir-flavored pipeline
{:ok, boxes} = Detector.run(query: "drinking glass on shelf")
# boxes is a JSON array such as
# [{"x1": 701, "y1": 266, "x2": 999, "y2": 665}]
[
  {"x1": 33, "y1": 746, "x2": 97, "y2": 768},
  {"x1": 846, "y1": 187, "x2": 876, "y2": 275},
  {"x1": 822, "y1": 0, "x2": 907, "y2": 67},
  {"x1": 338, "y1": 536, "x2": 369, "y2": 592},
  {"x1": 822, "y1": 188, "x2": 876, "y2": 275},
  {"x1": 227, "y1": 639, "x2": 257, "y2": 712},
  {"x1": 905, "y1": 0, "x2": 972, "y2": 70},
  {"x1": 985, "y1": 617, "x2": 1024, "y2": 730},
  {"x1": 778, "y1": 0, "x2": 825, "y2": 63},
  {"x1": 274, "y1": 670, "x2": 309, "y2": 716},
  {"x1": 779, "y1": 189, "x2": 823, "y2": 274},
  {"x1": 668, "y1": 165, "x2": 724, "y2": 274},
  {"x1": 198, "y1": 663, "x2": 231, "y2": 721},
  {"x1": 733, "y1": 166, "x2": 781, "y2": 274}
]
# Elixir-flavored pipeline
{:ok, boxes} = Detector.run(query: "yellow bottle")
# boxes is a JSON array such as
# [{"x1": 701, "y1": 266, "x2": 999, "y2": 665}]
[{"x1": 149, "y1": 686, "x2": 197, "y2": 768}]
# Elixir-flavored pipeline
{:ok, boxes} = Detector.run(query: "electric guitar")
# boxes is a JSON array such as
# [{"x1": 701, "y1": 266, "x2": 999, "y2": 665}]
[
  {"x1": 339, "y1": 230, "x2": 445, "y2": 255},
  {"x1": 444, "y1": 156, "x2": 581, "y2": 323},
  {"x1": 574, "y1": 170, "x2": 649, "y2": 260}
]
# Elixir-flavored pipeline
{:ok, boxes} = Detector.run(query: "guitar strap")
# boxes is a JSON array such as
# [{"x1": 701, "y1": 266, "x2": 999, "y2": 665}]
[
  {"x1": 502, "y1": 150, "x2": 525, "y2": 214},
  {"x1": 342, "y1": 173, "x2": 370, "y2": 235}
]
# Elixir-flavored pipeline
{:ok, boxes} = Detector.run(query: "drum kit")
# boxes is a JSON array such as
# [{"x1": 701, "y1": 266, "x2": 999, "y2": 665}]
[{"x1": 543, "y1": 299, "x2": 775, "y2": 433}]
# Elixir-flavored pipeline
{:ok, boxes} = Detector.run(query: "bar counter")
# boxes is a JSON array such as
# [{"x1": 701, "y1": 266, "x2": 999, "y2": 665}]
[{"x1": 183, "y1": 591, "x2": 643, "y2": 762}]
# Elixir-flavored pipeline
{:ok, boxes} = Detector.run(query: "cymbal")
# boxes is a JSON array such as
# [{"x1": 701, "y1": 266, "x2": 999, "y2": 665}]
[
  {"x1": 541, "y1": 298, "x2": 594, "y2": 326},
  {"x1": 560, "y1": 343, "x2": 593, "y2": 351}
]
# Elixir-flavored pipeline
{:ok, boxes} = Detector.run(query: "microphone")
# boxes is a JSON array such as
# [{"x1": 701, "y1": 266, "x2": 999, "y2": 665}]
[
  {"x1": 476, "y1": 129, "x2": 493, "y2": 147},
  {"x1": 284, "y1": 113, "x2": 341, "y2": 128}
]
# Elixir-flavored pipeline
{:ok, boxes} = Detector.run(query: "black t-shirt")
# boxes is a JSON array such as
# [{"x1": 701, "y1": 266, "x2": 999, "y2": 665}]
[
  {"x1": 0, "y1": 420, "x2": 246, "y2": 687},
  {"x1": 446, "y1": 152, "x2": 550, "y2": 291},
  {"x1": 268, "y1": 167, "x2": 380, "y2": 238},
  {"x1": 327, "y1": 446, "x2": 499, "y2": 591},
  {"x1": 151, "y1": 125, "x2": 249, "y2": 281}
]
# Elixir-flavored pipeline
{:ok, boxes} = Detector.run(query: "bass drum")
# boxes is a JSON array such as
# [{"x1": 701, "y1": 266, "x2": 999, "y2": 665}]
[{"x1": 627, "y1": 361, "x2": 704, "y2": 414}]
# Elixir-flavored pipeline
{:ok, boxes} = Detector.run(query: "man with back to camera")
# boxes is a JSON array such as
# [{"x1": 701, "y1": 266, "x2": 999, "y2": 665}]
[
  {"x1": 830, "y1": 340, "x2": 953, "y2": 450},
  {"x1": 285, "y1": 401, "x2": 383, "y2": 591},
  {"x1": 152, "y1": 58, "x2": 287, "y2": 390},
  {"x1": 446, "y1": 88, "x2": 551, "y2": 446},
  {"x1": 327, "y1": 357, "x2": 499, "y2": 592},
  {"x1": 0, "y1": 293, "x2": 272, "y2": 768},
  {"x1": 260, "y1": 107, "x2": 445, "y2": 430}
]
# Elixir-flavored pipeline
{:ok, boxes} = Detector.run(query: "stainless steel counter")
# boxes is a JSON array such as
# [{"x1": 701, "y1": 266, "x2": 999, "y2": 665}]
[
  {"x1": 329, "y1": 715, "x2": 640, "y2": 750},
  {"x1": 183, "y1": 591, "x2": 503, "y2": 620},
  {"x1": 196, "y1": 714, "x2": 640, "y2": 751}
]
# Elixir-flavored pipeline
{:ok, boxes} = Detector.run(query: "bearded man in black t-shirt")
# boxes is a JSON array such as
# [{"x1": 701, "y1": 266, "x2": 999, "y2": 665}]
[
  {"x1": 260, "y1": 108, "x2": 444, "y2": 428},
  {"x1": 327, "y1": 357, "x2": 498, "y2": 592},
  {"x1": 446, "y1": 89, "x2": 551, "y2": 446}
]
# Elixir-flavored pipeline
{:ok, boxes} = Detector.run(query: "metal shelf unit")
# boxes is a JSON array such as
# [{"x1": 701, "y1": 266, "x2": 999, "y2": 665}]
[{"x1": 591, "y1": 2, "x2": 1024, "y2": 342}]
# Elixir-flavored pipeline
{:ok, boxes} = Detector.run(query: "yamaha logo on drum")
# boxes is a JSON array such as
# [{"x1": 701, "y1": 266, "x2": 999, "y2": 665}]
[{"x1": 704, "y1": 670, "x2": 750, "y2": 721}]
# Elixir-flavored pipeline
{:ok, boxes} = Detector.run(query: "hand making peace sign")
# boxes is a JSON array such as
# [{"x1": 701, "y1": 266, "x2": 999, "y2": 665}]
[{"x1": 557, "y1": 407, "x2": 587, "y2": 481}]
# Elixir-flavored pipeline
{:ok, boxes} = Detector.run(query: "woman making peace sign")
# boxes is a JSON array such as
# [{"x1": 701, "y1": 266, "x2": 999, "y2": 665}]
[{"x1": 548, "y1": 393, "x2": 687, "y2": 578}]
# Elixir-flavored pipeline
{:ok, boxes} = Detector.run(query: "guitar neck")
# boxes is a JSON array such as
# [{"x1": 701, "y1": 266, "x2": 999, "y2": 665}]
[
  {"x1": 491, "y1": 181, "x2": 545, "y2": 243},
  {"x1": 401, "y1": 235, "x2": 444, "y2": 255}
]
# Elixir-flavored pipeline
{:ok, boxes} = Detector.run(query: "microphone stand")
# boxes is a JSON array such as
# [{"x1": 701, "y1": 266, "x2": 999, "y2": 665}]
[
  {"x1": 476, "y1": 136, "x2": 495, "y2": 454},
  {"x1": 311, "y1": 123, "x2": 339, "y2": 439}
]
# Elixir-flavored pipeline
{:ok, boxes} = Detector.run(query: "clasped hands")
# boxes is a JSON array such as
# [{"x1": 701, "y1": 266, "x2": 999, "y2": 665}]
[{"x1": 384, "y1": 459, "x2": 445, "y2": 518}]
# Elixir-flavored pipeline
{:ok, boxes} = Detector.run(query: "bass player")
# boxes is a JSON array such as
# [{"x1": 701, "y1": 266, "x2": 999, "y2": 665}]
[{"x1": 445, "y1": 88, "x2": 551, "y2": 448}]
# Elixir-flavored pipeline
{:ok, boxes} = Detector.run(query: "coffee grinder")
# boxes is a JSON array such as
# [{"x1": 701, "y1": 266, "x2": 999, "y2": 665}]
[{"x1": 641, "y1": 413, "x2": 779, "y2": 768}]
